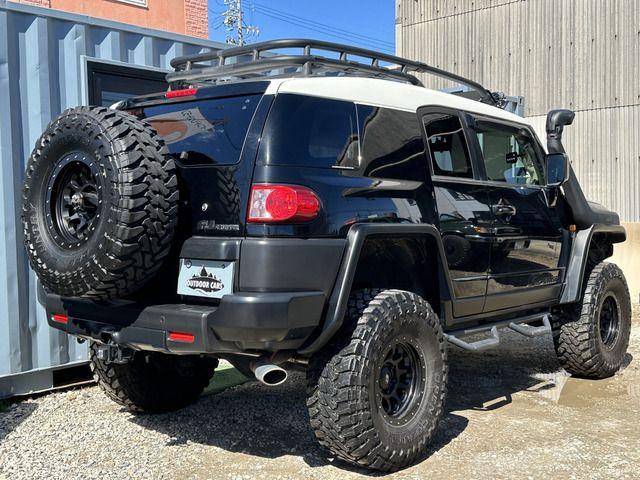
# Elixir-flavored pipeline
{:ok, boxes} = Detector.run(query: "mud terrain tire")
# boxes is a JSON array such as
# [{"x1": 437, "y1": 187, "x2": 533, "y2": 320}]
[
  {"x1": 307, "y1": 289, "x2": 448, "y2": 471},
  {"x1": 552, "y1": 262, "x2": 631, "y2": 379},
  {"x1": 22, "y1": 106, "x2": 178, "y2": 299},
  {"x1": 90, "y1": 343, "x2": 217, "y2": 413}
]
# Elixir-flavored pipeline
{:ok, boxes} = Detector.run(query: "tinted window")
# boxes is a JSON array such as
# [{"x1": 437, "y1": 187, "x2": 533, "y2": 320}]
[
  {"x1": 258, "y1": 94, "x2": 358, "y2": 168},
  {"x1": 88, "y1": 61, "x2": 167, "y2": 107},
  {"x1": 475, "y1": 122, "x2": 543, "y2": 185},
  {"x1": 423, "y1": 113, "x2": 473, "y2": 178},
  {"x1": 145, "y1": 94, "x2": 261, "y2": 166},
  {"x1": 358, "y1": 106, "x2": 426, "y2": 180}
]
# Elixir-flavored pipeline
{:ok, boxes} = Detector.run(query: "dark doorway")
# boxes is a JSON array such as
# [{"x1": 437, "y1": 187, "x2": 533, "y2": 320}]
[{"x1": 87, "y1": 61, "x2": 167, "y2": 106}]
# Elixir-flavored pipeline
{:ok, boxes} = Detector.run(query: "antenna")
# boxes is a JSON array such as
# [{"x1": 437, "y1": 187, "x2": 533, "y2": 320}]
[{"x1": 222, "y1": 0, "x2": 260, "y2": 46}]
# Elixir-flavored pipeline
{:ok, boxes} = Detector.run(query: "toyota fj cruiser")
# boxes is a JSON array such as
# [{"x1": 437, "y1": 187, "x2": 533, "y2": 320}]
[{"x1": 22, "y1": 40, "x2": 631, "y2": 472}]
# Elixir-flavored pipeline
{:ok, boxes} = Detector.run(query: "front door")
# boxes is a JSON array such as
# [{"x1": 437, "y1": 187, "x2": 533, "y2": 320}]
[
  {"x1": 421, "y1": 109, "x2": 493, "y2": 317},
  {"x1": 469, "y1": 117, "x2": 565, "y2": 312}
]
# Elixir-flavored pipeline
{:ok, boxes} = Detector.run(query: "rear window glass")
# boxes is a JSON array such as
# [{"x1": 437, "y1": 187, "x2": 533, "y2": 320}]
[
  {"x1": 144, "y1": 94, "x2": 261, "y2": 166},
  {"x1": 423, "y1": 112, "x2": 473, "y2": 179},
  {"x1": 258, "y1": 94, "x2": 359, "y2": 168}
]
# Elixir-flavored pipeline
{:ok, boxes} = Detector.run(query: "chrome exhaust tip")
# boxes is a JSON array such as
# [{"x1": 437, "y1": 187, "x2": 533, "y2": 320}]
[{"x1": 251, "y1": 360, "x2": 288, "y2": 386}]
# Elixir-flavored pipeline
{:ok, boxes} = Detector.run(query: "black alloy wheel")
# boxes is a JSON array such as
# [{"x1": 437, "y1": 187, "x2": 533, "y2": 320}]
[
  {"x1": 599, "y1": 294, "x2": 621, "y2": 348},
  {"x1": 46, "y1": 152, "x2": 102, "y2": 248},
  {"x1": 376, "y1": 340, "x2": 425, "y2": 426}
]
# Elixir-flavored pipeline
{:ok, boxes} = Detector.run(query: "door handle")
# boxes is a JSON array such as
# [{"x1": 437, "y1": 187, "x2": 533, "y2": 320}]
[{"x1": 491, "y1": 203, "x2": 517, "y2": 217}]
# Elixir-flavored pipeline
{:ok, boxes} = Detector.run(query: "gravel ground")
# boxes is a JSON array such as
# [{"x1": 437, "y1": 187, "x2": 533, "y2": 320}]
[{"x1": 1, "y1": 313, "x2": 639, "y2": 480}]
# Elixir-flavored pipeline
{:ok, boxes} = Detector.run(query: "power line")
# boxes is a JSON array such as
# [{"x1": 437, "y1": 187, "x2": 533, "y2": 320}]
[
  {"x1": 252, "y1": 8, "x2": 394, "y2": 52},
  {"x1": 252, "y1": 7, "x2": 394, "y2": 53},
  {"x1": 252, "y1": 2, "x2": 394, "y2": 49}
]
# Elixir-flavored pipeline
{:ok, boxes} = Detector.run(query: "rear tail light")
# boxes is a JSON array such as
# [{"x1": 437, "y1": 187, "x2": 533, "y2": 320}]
[
  {"x1": 165, "y1": 87, "x2": 198, "y2": 99},
  {"x1": 51, "y1": 314, "x2": 68, "y2": 325},
  {"x1": 247, "y1": 184, "x2": 320, "y2": 223}
]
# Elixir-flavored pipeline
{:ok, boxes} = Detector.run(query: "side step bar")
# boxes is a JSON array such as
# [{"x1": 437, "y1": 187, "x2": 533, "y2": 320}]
[{"x1": 444, "y1": 313, "x2": 552, "y2": 352}]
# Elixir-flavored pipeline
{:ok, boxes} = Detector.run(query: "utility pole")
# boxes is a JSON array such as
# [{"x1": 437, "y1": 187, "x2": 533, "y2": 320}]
[{"x1": 222, "y1": 0, "x2": 259, "y2": 46}]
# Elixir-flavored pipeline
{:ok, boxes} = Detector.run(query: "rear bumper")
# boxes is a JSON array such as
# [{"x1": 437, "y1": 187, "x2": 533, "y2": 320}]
[
  {"x1": 44, "y1": 235, "x2": 346, "y2": 354},
  {"x1": 45, "y1": 290, "x2": 325, "y2": 354}
]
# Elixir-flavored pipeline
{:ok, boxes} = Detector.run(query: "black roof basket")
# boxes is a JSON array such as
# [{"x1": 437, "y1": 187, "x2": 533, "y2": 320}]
[{"x1": 168, "y1": 39, "x2": 497, "y2": 105}]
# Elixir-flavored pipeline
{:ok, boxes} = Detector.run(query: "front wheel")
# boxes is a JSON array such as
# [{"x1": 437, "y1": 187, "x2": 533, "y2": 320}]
[
  {"x1": 306, "y1": 289, "x2": 448, "y2": 471},
  {"x1": 552, "y1": 262, "x2": 631, "y2": 379}
]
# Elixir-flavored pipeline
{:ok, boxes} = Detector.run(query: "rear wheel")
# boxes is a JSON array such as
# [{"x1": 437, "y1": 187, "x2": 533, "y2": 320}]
[
  {"x1": 90, "y1": 343, "x2": 217, "y2": 413},
  {"x1": 552, "y1": 262, "x2": 631, "y2": 379},
  {"x1": 306, "y1": 289, "x2": 447, "y2": 471}
]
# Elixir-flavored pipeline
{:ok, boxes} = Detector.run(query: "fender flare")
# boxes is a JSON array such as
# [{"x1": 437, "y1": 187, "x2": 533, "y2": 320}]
[
  {"x1": 299, "y1": 223, "x2": 453, "y2": 355},
  {"x1": 560, "y1": 224, "x2": 626, "y2": 304}
]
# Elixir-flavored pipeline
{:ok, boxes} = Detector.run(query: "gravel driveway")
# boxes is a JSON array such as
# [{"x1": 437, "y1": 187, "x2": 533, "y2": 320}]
[{"x1": 1, "y1": 314, "x2": 639, "y2": 480}]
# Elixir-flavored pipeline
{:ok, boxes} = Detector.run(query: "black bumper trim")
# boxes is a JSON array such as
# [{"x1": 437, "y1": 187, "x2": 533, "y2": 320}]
[{"x1": 46, "y1": 290, "x2": 325, "y2": 354}]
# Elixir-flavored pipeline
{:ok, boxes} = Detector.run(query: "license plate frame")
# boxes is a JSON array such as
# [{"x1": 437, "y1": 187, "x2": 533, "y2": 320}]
[{"x1": 177, "y1": 259, "x2": 234, "y2": 299}]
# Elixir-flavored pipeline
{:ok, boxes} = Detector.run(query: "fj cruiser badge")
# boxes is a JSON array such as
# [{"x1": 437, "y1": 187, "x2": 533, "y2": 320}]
[{"x1": 187, "y1": 266, "x2": 224, "y2": 294}]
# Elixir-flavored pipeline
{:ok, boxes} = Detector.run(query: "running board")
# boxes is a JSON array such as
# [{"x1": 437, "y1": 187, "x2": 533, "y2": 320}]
[
  {"x1": 508, "y1": 314, "x2": 551, "y2": 337},
  {"x1": 444, "y1": 313, "x2": 552, "y2": 352}
]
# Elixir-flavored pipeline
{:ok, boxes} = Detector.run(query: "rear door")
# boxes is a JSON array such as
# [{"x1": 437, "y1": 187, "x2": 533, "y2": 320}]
[
  {"x1": 469, "y1": 117, "x2": 565, "y2": 312},
  {"x1": 420, "y1": 107, "x2": 493, "y2": 317}
]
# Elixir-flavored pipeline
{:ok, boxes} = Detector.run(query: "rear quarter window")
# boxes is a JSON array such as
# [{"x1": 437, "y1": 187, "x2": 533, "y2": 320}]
[
  {"x1": 358, "y1": 106, "x2": 426, "y2": 181},
  {"x1": 258, "y1": 94, "x2": 359, "y2": 168}
]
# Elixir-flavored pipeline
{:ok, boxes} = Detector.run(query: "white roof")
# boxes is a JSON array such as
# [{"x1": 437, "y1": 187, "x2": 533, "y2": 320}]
[{"x1": 265, "y1": 76, "x2": 533, "y2": 129}]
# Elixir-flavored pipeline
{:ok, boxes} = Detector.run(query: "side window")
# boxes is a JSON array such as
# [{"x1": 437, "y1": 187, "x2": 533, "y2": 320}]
[
  {"x1": 258, "y1": 94, "x2": 359, "y2": 168},
  {"x1": 422, "y1": 112, "x2": 473, "y2": 178},
  {"x1": 475, "y1": 122, "x2": 543, "y2": 186},
  {"x1": 357, "y1": 105, "x2": 427, "y2": 180}
]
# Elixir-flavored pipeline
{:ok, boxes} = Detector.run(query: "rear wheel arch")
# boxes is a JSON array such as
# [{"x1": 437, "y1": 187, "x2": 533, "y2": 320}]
[
  {"x1": 352, "y1": 236, "x2": 442, "y2": 312},
  {"x1": 299, "y1": 223, "x2": 452, "y2": 355}
]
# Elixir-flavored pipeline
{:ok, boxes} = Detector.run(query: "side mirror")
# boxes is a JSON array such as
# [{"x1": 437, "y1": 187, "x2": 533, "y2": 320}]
[{"x1": 546, "y1": 153, "x2": 569, "y2": 187}]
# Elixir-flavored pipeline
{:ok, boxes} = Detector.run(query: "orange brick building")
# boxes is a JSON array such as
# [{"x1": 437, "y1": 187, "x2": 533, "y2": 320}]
[{"x1": 14, "y1": 0, "x2": 208, "y2": 38}]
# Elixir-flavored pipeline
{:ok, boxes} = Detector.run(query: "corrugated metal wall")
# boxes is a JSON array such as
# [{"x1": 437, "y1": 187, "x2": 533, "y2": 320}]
[
  {"x1": 0, "y1": 0, "x2": 225, "y2": 396},
  {"x1": 396, "y1": 0, "x2": 640, "y2": 222}
]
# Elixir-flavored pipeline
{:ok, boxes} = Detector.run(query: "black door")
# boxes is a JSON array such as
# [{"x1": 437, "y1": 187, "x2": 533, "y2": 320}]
[
  {"x1": 469, "y1": 118, "x2": 565, "y2": 312},
  {"x1": 421, "y1": 109, "x2": 493, "y2": 318}
]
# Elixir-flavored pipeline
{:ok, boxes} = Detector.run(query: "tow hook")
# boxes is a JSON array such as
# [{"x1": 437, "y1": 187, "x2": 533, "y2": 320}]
[{"x1": 95, "y1": 343, "x2": 134, "y2": 365}]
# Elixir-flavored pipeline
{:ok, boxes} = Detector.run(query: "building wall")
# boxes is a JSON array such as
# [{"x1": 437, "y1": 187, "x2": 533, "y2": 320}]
[
  {"x1": 0, "y1": 0, "x2": 225, "y2": 396},
  {"x1": 396, "y1": 0, "x2": 640, "y2": 223},
  {"x1": 12, "y1": 0, "x2": 208, "y2": 38}
]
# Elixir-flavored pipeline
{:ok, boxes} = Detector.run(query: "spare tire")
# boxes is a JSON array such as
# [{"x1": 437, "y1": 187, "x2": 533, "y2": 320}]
[{"x1": 22, "y1": 106, "x2": 179, "y2": 299}]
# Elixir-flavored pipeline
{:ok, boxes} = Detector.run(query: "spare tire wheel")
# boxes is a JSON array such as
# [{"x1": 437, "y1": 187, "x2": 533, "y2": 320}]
[{"x1": 22, "y1": 106, "x2": 179, "y2": 299}]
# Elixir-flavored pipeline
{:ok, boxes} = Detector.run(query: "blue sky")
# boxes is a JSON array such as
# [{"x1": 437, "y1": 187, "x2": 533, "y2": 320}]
[{"x1": 207, "y1": 1, "x2": 395, "y2": 54}]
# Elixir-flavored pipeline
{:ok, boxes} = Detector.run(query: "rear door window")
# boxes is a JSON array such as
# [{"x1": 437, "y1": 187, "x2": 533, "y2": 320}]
[
  {"x1": 258, "y1": 94, "x2": 359, "y2": 168},
  {"x1": 422, "y1": 113, "x2": 474, "y2": 178}
]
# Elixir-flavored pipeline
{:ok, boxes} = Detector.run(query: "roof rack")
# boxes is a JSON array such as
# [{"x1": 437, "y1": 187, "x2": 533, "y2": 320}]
[{"x1": 167, "y1": 39, "x2": 497, "y2": 105}]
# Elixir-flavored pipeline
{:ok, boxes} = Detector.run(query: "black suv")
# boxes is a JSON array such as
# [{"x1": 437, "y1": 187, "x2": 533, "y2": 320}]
[{"x1": 22, "y1": 40, "x2": 631, "y2": 472}]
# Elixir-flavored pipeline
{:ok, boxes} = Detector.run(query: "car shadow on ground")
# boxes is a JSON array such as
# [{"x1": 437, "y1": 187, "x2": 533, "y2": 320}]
[
  {"x1": 128, "y1": 332, "x2": 565, "y2": 474},
  {"x1": 0, "y1": 401, "x2": 38, "y2": 443}
]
